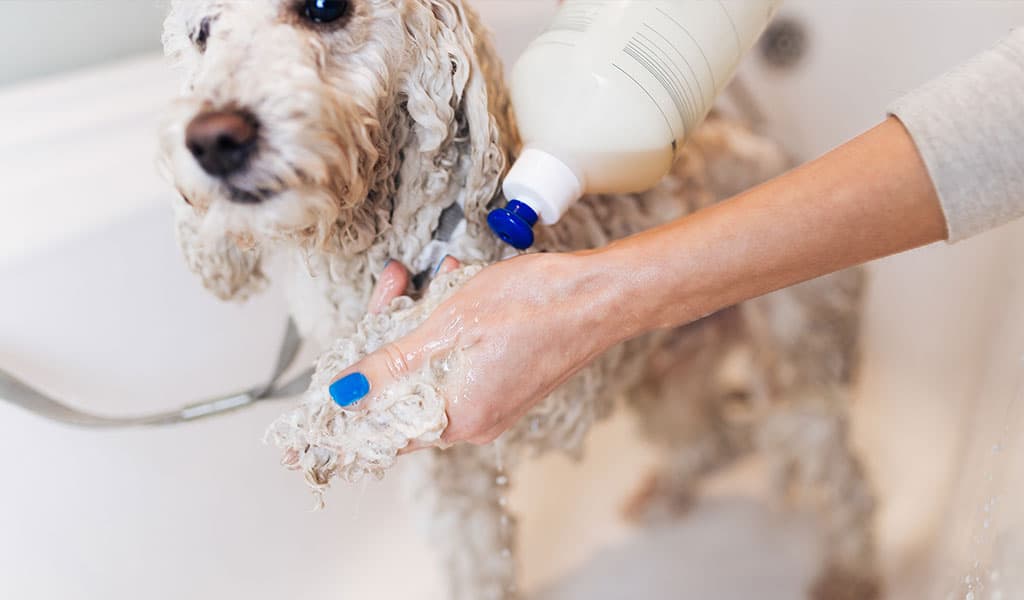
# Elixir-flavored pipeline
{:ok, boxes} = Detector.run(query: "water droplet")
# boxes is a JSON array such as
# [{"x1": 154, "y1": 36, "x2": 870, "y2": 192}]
[
  {"x1": 498, "y1": 496, "x2": 508, "y2": 507},
  {"x1": 965, "y1": 591, "x2": 975, "y2": 600},
  {"x1": 530, "y1": 417, "x2": 541, "y2": 433},
  {"x1": 990, "y1": 570, "x2": 1001, "y2": 582},
  {"x1": 984, "y1": 519, "x2": 991, "y2": 529},
  {"x1": 501, "y1": 547, "x2": 511, "y2": 558},
  {"x1": 496, "y1": 474, "x2": 509, "y2": 486}
]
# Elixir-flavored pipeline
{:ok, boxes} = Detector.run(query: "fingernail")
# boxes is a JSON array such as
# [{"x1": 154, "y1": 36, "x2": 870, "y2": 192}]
[
  {"x1": 329, "y1": 372, "x2": 370, "y2": 407},
  {"x1": 433, "y1": 255, "x2": 450, "y2": 276}
]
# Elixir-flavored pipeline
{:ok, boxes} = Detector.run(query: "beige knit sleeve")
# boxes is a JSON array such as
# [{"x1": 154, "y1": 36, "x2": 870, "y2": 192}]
[{"x1": 888, "y1": 28, "x2": 1024, "y2": 243}]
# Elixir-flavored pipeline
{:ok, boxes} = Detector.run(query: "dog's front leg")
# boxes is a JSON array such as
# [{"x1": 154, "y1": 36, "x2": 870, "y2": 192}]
[{"x1": 405, "y1": 444, "x2": 518, "y2": 600}]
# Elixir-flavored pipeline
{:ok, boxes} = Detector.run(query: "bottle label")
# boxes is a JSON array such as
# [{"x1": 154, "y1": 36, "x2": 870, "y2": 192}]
[
  {"x1": 534, "y1": 0, "x2": 779, "y2": 146},
  {"x1": 545, "y1": 0, "x2": 604, "y2": 35}
]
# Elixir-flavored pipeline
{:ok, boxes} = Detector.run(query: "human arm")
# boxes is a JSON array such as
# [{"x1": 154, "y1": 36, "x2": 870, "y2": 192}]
[
  {"x1": 594, "y1": 117, "x2": 944, "y2": 335},
  {"x1": 333, "y1": 29, "x2": 1024, "y2": 446},
  {"x1": 330, "y1": 116, "x2": 944, "y2": 444}
]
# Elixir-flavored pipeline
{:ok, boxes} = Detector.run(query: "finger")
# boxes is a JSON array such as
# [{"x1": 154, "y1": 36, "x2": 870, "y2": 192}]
[
  {"x1": 326, "y1": 319, "x2": 443, "y2": 411},
  {"x1": 428, "y1": 254, "x2": 461, "y2": 283},
  {"x1": 327, "y1": 341, "x2": 410, "y2": 410},
  {"x1": 330, "y1": 258, "x2": 460, "y2": 411},
  {"x1": 437, "y1": 255, "x2": 461, "y2": 276},
  {"x1": 368, "y1": 260, "x2": 410, "y2": 314}
]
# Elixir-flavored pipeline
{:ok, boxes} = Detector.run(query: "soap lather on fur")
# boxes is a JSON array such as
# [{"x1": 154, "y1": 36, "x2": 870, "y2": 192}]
[{"x1": 266, "y1": 266, "x2": 481, "y2": 506}]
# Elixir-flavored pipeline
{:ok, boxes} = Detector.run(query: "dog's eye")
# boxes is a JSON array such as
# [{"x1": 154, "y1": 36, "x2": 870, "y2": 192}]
[
  {"x1": 192, "y1": 16, "x2": 213, "y2": 52},
  {"x1": 303, "y1": 0, "x2": 350, "y2": 24}
]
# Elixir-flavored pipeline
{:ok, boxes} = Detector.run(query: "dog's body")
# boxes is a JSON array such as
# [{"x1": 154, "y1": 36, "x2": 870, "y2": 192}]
[{"x1": 160, "y1": 1, "x2": 878, "y2": 598}]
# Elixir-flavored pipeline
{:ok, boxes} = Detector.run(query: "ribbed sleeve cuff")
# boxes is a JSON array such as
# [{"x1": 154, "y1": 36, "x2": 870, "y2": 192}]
[{"x1": 888, "y1": 29, "x2": 1024, "y2": 243}]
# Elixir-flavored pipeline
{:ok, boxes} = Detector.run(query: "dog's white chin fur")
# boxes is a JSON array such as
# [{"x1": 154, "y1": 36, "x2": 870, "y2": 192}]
[{"x1": 197, "y1": 188, "x2": 340, "y2": 248}]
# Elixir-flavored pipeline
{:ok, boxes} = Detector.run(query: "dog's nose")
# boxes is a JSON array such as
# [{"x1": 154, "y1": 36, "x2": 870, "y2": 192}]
[{"x1": 185, "y1": 110, "x2": 258, "y2": 177}]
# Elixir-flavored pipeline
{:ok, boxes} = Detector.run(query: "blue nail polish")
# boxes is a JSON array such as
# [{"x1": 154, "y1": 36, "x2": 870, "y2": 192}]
[
  {"x1": 383, "y1": 258, "x2": 392, "y2": 269},
  {"x1": 329, "y1": 372, "x2": 370, "y2": 407},
  {"x1": 433, "y1": 255, "x2": 450, "y2": 276}
]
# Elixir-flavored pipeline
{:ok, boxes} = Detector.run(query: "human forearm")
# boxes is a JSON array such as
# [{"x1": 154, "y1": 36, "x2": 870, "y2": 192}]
[
  {"x1": 332, "y1": 31, "x2": 1021, "y2": 448},
  {"x1": 582, "y1": 117, "x2": 946, "y2": 338},
  {"x1": 333, "y1": 118, "x2": 945, "y2": 442}
]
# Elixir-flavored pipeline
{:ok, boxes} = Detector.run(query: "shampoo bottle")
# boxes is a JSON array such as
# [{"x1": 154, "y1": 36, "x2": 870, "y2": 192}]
[{"x1": 488, "y1": 0, "x2": 781, "y2": 249}]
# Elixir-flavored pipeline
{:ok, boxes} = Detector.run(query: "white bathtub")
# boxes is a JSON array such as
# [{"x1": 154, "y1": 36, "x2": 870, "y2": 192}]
[{"x1": 2, "y1": 2, "x2": 1024, "y2": 598}]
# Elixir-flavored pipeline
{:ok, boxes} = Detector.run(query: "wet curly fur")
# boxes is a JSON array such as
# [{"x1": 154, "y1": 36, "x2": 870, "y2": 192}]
[{"x1": 159, "y1": 1, "x2": 879, "y2": 598}]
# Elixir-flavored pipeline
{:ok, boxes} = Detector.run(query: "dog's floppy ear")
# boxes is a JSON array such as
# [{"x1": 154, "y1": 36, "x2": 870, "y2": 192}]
[
  {"x1": 398, "y1": 0, "x2": 514, "y2": 234},
  {"x1": 172, "y1": 199, "x2": 268, "y2": 302}
]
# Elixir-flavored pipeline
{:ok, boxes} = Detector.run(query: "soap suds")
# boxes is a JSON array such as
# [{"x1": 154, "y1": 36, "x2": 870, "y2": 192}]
[{"x1": 265, "y1": 266, "x2": 482, "y2": 507}]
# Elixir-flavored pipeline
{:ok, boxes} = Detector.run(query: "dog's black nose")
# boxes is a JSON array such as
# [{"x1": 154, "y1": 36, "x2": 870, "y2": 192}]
[{"x1": 185, "y1": 110, "x2": 258, "y2": 177}]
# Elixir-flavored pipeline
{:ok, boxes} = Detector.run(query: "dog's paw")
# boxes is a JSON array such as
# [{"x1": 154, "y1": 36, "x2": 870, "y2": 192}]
[{"x1": 266, "y1": 265, "x2": 483, "y2": 507}]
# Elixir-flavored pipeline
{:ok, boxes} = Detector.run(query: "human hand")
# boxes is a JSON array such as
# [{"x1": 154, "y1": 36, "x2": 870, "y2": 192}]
[
  {"x1": 326, "y1": 117, "x2": 951, "y2": 450},
  {"x1": 327, "y1": 251, "x2": 625, "y2": 446}
]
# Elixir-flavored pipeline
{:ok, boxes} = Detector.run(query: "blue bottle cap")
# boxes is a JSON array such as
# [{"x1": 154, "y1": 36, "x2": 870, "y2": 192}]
[{"x1": 487, "y1": 199, "x2": 537, "y2": 250}]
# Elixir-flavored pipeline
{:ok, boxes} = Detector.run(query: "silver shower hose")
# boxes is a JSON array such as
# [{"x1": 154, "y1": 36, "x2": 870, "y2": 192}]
[{"x1": 0, "y1": 319, "x2": 312, "y2": 427}]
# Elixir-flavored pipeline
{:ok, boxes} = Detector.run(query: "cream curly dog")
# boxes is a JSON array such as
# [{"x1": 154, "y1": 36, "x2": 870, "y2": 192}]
[{"x1": 159, "y1": 1, "x2": 879, "y2": 598}]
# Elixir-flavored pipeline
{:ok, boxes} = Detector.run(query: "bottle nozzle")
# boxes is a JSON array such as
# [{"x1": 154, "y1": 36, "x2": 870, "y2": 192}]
[
  {"x1": 487, "y1": 200, "x2": 538, "y2": 250},
  {"x1": 490, "y1": 147, "x2": 582, "y2": 249}
]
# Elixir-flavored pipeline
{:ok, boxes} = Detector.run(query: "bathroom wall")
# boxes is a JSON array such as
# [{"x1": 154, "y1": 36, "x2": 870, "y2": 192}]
[{"x1": 0, "y1": 0, "x2": 165, "y2": 88}]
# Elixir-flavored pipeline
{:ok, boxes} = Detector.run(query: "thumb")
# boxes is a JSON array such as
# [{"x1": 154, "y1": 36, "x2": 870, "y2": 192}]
[{"x1": 327, "y1": 337, "x2": 428, "y2": 410}]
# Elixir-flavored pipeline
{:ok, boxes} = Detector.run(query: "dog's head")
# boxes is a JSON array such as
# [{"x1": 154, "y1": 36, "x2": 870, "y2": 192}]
[{"x1": 160, "y1": 0, "x2": 511, "y2": 298}]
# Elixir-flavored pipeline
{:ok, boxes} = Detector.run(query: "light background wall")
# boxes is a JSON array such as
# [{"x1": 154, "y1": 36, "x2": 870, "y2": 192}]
[{"x1": 0, "y1": 0, "x2": 165, "y2": 88}]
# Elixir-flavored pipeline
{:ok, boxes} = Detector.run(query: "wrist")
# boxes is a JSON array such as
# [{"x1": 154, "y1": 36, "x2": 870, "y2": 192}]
[{"x1": 570, "y1": 236, "x2": 696, "y2": 343}]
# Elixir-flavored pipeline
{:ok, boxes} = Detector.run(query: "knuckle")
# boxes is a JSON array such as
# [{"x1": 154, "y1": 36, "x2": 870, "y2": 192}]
[{"x1": 379, "y1": 343, "x2": 410, "y2": 379}]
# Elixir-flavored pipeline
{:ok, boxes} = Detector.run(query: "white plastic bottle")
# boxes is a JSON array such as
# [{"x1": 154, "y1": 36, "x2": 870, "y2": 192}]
[{"x1": 488, "y1": 0, "x2": 781, "y2": 249}]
